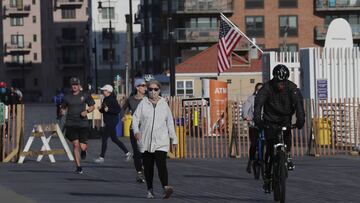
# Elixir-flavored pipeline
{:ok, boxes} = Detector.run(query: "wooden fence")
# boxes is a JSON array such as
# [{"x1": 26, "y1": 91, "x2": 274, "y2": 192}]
[
  {"x1": 168, "y1": 97, "x2": 359, "y2": 159},
  {"x1": 0, "y1": 104, "x2": 25, "y2": 162}
]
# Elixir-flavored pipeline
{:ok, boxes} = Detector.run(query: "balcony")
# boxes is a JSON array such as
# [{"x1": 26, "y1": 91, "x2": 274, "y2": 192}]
[
  {"x1": 173, "y1": 0, "x2": 233, "y2": 14},
  {"x1": 5, "y1": 60, "x2": 32, "y2": 71},
  {"x1": 316, "y1": 0, "x2": 360, "y2": 11},
  {"x1": 175, "y1": 28, "x2": 219, "y2": 43},
  {"x1": 56, "y1": 0, "x2": 84, "y2": 8},
  {"x1": 4, "y1": 42, "x2": 32, "y2": 54},
  {"x1": 3, "y1": 5, "x2": 31, "y2": 16},
  {"x1": 56, "y1": 36, "x2": 85, "y2": 47},
  {"x1": 315, "y1": 24, "x2": 360, "y2": 40},
  {"x1": 99, "y1": 55, "x2": 120, "y2": 65}
]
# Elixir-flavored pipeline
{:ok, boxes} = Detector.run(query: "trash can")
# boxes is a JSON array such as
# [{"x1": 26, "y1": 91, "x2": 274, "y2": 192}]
[
  {"x1": 314, "y1": 118, "x2": 332, "y2": 146},
  {"x1": 123, "y1": 114, "x2": 132, "y2": 137}
]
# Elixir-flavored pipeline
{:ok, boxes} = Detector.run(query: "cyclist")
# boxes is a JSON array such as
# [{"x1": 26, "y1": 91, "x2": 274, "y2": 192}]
[{"x1": 253, "y1": 64, "x2": 305, "y2": 193}]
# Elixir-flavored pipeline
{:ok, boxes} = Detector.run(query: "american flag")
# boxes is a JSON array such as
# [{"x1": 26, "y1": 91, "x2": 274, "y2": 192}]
[{"x1": 217, "y1": 16, "x2": 242, "y2": 74}]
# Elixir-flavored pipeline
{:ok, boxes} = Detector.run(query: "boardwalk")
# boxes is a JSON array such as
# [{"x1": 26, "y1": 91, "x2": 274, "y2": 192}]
[{"x1": 0, "y1": 104, "x2": 359, "y2": 202}]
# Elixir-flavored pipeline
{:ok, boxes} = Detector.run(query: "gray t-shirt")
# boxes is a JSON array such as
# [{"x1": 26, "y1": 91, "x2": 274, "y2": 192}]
[{"x1": 62, "y1": 91, "x2": 95, "y2": 127}]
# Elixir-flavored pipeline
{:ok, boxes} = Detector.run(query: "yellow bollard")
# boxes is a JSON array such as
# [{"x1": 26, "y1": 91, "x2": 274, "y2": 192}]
[{"x1": 123, "y1": 114, "x2": 132, "y2": 137}]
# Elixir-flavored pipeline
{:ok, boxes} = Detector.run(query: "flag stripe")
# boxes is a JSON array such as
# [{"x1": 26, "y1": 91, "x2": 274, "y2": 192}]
[{"x1": 217, "y1": 16, "x2": 243, "y2": 74}]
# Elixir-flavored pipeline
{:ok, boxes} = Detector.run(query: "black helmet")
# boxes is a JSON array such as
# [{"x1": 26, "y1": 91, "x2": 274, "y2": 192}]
[{"x1": 272, "y1": 64, "x2": 289, "y2": 81}]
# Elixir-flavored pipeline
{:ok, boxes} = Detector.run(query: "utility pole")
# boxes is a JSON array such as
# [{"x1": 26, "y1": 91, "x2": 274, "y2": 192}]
[{"x1": 168, "y1": 0, "x2": 175, "y2": 96}]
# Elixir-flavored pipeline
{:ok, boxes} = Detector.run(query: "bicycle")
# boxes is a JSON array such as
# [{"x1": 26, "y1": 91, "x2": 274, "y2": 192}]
[
  {"x1": 271, "y1": 125, "x2": 295, "y2": 203},
  {"x1": 252, "y1": 130, "x2": 265, "y2": 180}
]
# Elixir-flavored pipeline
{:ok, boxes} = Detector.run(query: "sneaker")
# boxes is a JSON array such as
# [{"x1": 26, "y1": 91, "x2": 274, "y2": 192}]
[
  {"x1": 75, "y1": 166, "x2": 83, "y2": 174},
  {"x1": 246, "y1": 160, "x2": 252, "y2": 174},
  {"x1": 81, "y1": 150, "x2": 87, "y2": 160},
  {"x1": 263, "y1": 179, "x2": 271, "y2": 194},
  {"x1": 287, "y1": 155, "x2": 295, "y2": 171},
  {"x1": 136, "y1": 171, "x2": 145, "y2": 183},
  {"x1": 147, "y1": 189, "x2": 155, "y2": 199},
  {"x1": 163, "y1": 186, "x2": 174, "y2": 199},
  {"x1": 94, "y1": 156, "x2": 105, "y2": 164},
  {"x1": 125, "y1": 152, "x2": 132, "y2": 162}
]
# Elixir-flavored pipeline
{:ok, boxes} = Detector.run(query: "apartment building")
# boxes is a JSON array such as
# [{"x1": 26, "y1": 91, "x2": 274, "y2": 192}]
[
  {"x1": 0, "y1": 0, "x2": 42, "y2": 101},
  {"x1": 89, "y1": 0, "x2": 127, "y2": 87}
]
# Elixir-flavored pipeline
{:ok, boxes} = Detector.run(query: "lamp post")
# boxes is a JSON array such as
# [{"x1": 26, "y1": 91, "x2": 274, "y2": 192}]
[
  {"x1": 168, "y1": 0, "x2": 175, "y2": 96},
  {"x1": 98, "y1": 0, "x2": 114, "y2": 85}
]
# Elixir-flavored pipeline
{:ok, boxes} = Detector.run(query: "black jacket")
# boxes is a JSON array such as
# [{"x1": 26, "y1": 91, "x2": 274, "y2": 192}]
[
  {"x1": 254, "y1": 80, "x2": 305, "y2": 129},
  {"x1": 99, "y1": 93, "x2": 121, "y2": 126}
]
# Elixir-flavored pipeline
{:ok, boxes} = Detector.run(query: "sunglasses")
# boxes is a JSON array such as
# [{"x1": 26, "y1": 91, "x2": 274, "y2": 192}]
[
  {"x1": 148, "y1": 87, "x2": 159, "y2": 92},
  {"x1": 137, "y1": 84, "x2": 146, "y2": 87}
]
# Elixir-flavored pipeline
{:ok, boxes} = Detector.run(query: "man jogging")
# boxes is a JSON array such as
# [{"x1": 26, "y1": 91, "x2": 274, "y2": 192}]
[{"x1": 61, "y1": 77, "x2": 95, "y2": 174}]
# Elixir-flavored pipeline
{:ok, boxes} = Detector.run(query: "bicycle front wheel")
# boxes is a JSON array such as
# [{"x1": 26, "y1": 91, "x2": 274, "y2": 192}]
[{"x1": 273, "y1": 149, "x2": 287, "y2": 203}]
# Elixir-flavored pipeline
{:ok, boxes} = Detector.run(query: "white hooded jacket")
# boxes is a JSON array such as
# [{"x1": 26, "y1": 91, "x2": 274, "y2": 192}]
[{"x1": 132, "y1": 97, "x2": 178, "y2": 153}]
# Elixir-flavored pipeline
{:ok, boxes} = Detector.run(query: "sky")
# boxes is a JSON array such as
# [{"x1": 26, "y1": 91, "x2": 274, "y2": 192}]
[{"x1": 118, "y1": 0, "x2": 141, "y2": 32}]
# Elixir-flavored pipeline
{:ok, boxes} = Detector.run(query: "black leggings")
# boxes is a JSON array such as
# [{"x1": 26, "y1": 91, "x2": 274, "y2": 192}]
[
  {"x1": 264, "y1": 127, "x2": 292, "y2": 179},
  {"x1": 249, "y1": 127, "x2": 260, "y2": 160},
  {"x1": 142, "y1": 151, "x2": 168, "y2": 190},
  {"x1": 100, "y1": 123, "x2": 129, "y2": 158},
  {"x1": 130, "y1": 129, "x2": 143, "y2": 172}
]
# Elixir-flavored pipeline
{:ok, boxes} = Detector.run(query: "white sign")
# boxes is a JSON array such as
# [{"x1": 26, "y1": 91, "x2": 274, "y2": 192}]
[{"x1": 325, "y1": 18, "x2": 353, "y2": 48}]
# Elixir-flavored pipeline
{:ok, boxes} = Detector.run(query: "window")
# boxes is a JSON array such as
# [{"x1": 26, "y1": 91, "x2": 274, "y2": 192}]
[
  {"x1": 61, "y1": 8, "x2": 76, "y2": 19},
  {"x1": 33, "y1": 53, "x2": 37, "y2": 61},
  {"x1": 62, "y1": 47, "x2": 77, "y2": 64},
  {"x1": 11, "y1": 35, "x2": 24, "y2": 47},
  {"x1": 102, "y1": 28, "x2": 115, "y2": 41},
  {"x1": 279, "y1": 0, "x2": 297, "y2": 8},
  {"x1": 11, "y1": 54, "x2": 24, "y2": 63},
  {"x1": 188, "y1": 17, "x2": 217, "y2": 28},
  {"x1": 245, "y1": 0, "x2": 264, "y2": 9},
  {"x1": 102, "y1": 48, "x2": 115, "y2": 61},
  {"x1": 32, "y1": 16, "x2": 36, "y2": 23},
  {"x1": 33, "y1": 34, "x2": 37, "y2": 42},
  {"x1": 32, "y1": 0, "x2": 36, "y2": 5},
  {"x1": 176, "y1": 80, "x2": 193, "y2": 96},
  {"x1": 279, "y1": 43, "x2": 298, "y2": 52},
  {"x1": 245, "y1": 16, "x2": 264, "y2": 37},
  {"x1": 10, "y1": 0, "x2": 22, "y2": 7},
  {"x1": 250, "y1": 79, "x2": 255, "y2": 84},
  {"x1": 62, "y1": 28, "x2": 76, "y2": 40},
  {"x1": 102, "y1": 7, "x2": 115, "y2": 19},
  {"x1": 10, "y1": 17, "x2": 24, "y2": 26},
  {"x1": 279, "y1": 16, "x2": 298, "y2": 37}
]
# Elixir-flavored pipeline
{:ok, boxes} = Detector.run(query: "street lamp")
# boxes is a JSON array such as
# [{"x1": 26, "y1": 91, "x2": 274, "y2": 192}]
[{"x1": 98, "y1": 0, "x2": 114, "y2": 85}]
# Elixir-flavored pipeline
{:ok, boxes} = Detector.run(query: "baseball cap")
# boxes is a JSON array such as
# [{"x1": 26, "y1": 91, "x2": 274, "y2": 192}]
[
  {"x1": 134, "y1": 78, "x2": 146, "y2": 87},
  {"x1": 100, "y1": 84, "x2": 113, "y2": 93},
  {"x1": 70, "y1": 77, "x2": 80, "y2": 85}
]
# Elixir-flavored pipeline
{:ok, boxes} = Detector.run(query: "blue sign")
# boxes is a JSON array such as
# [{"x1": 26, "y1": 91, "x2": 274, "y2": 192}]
[{"x1": 317, "y1": 79, "x2": 328, "y2": 100}]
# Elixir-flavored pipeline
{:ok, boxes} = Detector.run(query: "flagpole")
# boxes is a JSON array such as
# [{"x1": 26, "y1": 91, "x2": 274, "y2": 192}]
[{"x1": 220, "y1": 13, "x2": 263, "y2": 53}]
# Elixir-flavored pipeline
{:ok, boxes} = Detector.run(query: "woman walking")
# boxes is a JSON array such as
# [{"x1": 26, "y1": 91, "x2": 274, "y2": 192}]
[
  {"x1": 94, "y1": 84, "x2": 132, "y2": 163},
  {"x1": 122, "y1": 78, "x2": 147, "y2": 183},
  {"x1": 132, "y1": 80, "x2": 178, "y2": 199},
  {"x1": 242, "y1": 83, "x2": 263, "y2": 174}
]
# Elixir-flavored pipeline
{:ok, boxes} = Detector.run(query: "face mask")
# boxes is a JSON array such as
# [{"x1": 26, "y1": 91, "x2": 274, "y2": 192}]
[{"x1": 148, "y1": 90, "x2": 159, "y2": 99}]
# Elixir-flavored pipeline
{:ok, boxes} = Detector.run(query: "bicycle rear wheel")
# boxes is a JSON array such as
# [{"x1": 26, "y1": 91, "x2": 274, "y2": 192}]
[{"x1": 273, "y1": 149, "x2": 287, "y2": 203}]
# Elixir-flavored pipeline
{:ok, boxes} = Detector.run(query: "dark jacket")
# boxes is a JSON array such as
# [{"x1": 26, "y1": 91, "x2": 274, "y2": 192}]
[
  {"x1": 254, "y1": 79, "x2": 305, "y2": 129},
  {"x1": 99, "y1": 93, "x2": 121, "y2": 126}
]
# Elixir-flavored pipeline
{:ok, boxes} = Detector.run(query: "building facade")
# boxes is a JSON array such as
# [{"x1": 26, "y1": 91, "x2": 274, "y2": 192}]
[
  {"x1": 89, "y1": 0, "x2": 127, "y2": 88},
  {"x1": 135, "y1": 0, "x2": 360, "y2": 76},
  {"x1": 0, "y1": 0, "x2": 91, "y2": 102}
]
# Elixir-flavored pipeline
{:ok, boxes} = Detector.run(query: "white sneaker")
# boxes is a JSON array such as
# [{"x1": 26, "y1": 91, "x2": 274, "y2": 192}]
[
  {"x1": 147, "y1": 190, "x2": 155, "y2": 199},
  {"x1": 125, "y1": 152, "x2": 132, "y2": 162},
  {"x1": 94, "y1": 156, "x2": 104, "y2": 164}
]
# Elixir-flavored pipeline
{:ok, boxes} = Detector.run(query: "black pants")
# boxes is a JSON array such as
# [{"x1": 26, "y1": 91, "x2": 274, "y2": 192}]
[
  {"x1": 249, "y1": 127, "x2": 260, "y2": 160},
  {"x1": 130, "y1": 129, "x2": 143, "y2": 172},
  {"x1": 100, "y1": 123, "x2": 129, "y2": 158},
  {"x1": 142, "y1": 151, "x2": 168, "y2": 190},
  {"x1": 264, "y1": 127, "x2": 292, "y2": 179}
]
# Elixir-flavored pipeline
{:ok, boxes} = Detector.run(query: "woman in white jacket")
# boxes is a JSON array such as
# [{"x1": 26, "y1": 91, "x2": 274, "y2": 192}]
[{"x1": 132, "y1": 80, "x2": 178, "y2": 199}]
